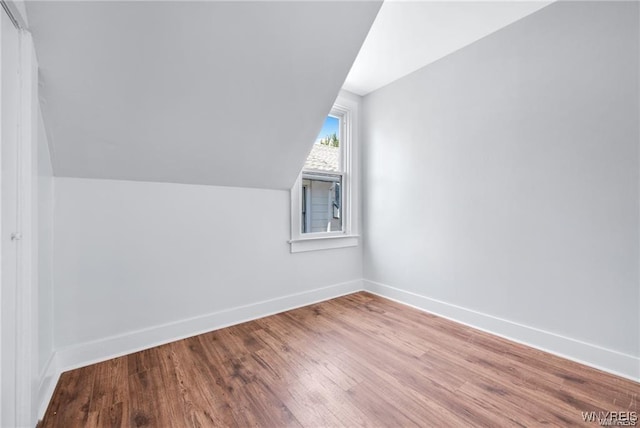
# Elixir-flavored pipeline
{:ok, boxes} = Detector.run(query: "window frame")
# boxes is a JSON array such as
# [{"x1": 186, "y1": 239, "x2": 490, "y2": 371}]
[{"x1": 289, "y1": 93, "x2": 360, "y2": 253}]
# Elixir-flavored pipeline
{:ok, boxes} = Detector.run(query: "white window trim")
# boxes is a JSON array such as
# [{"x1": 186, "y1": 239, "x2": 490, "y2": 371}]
[{"x1": 290, "y1": 92, "x2": 360, "y2": 253}]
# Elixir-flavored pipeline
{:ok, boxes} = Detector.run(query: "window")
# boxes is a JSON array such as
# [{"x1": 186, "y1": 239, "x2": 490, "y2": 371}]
[
  {"x1": 290, "y1": 93, "x2": 359, "y2": 253},
  {"x1": 302, "y1": 115, "x2": 342, "y2": 234}
]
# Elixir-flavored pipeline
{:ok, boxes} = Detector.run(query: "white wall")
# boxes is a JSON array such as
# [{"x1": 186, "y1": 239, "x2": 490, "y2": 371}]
[
  {"x1": 37, "y1": 109, "x2": 54, "y2": 376},
  {"x1": 53, "y1": 177, "x2": 362, "y2": 353},
  {"x1": 363, "y1": 1, "x2": 639, "y2": 378}
]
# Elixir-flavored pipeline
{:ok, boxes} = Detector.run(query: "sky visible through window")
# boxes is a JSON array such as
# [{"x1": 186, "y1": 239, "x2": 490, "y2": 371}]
[
  {"x1": 316, "y1": 116, "x2": 339, "y2": 143},
  {"x1": 305, "y1": 115, "x2": 340, "y2": 172}
]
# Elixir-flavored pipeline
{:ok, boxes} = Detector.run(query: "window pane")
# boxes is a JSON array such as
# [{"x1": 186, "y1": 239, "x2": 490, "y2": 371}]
[
  {"x1": 301, "y1": 173, "x2": 342, "y2": 233},
  {"x1": 304, "y1": 116, "x2": 340, "y2": 172}
]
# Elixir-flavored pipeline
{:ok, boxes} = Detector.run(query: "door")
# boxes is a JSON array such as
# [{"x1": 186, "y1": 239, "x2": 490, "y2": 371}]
[{"x1": 0, "y1": 7, "x2": 21, "y2": 427}]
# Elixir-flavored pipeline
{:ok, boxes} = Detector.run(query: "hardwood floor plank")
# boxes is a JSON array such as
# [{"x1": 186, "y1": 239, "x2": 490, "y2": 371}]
[
  {"x1": 127, "y1": 347, "x2": 160, "y2": 376},
  {"x1": 88, "y1": 356, "x2": 129, "y2": 428},
  {"x1": 42, "y1": 365, "x2": 96, "y2": 428},
  {"x1": 333, "y1": 348, "x2": 490, "y2": 427},
  {"x1": 127, "y1": 367, "x2": 170, "y2": 427},
  {"x1": 193, "y1": 334, "x2": 300, "y2": 427},
  {"x1": 39, "y1": 292, "x2": 640, "y2": 427}
]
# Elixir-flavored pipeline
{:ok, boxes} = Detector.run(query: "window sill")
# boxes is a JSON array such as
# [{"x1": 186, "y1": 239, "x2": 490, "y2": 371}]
[{"x1": 289, "y1": 234, "x2": 359, "y2": 253}]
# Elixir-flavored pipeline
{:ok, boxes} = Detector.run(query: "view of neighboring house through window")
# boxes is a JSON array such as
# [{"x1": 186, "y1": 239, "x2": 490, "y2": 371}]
[{"x1": 301, "y1": 115, "x2": 343, "y2": 233}]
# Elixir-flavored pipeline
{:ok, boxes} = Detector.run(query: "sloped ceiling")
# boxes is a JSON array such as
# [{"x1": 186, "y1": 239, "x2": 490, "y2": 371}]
[
  {"x1": 343, "y1": 0, "x2": 552, "y2": 95},
  {"x1": 26, "y1": 1, "x2": 382, "y2": 189}
]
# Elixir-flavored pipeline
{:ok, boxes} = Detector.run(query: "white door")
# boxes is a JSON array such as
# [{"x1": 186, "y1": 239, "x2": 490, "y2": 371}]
[{"x1": 0, "y1": 8, "x2": 21, "y2": 427}]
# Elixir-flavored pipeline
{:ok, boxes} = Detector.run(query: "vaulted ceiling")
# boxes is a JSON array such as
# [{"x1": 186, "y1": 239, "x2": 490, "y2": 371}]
[
  {"x1": 26, "y1": 1, "x2": 382, "y2": 189},
  {"x1": 344, "y1": 0, "x2": 552, "y2": 95}
]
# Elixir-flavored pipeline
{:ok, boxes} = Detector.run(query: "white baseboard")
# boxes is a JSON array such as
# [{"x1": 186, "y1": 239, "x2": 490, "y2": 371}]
[
  {"x1": 363, "y1": 279, "x2": 640, "y2": 382},
  {"x1": 36, "y1": 352, "x2": 59, "y2": 422},
  {"x1": 38, "y1": 279, "x2": 363, "y2": 420}
]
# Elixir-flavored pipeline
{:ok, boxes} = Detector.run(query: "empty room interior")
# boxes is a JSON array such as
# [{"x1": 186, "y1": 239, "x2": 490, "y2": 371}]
[{"x1": 0, "y1": 0, "x2": 639, "y2": 426}]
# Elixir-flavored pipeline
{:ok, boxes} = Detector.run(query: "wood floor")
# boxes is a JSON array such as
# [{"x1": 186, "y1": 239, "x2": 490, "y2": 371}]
[{"x1": 40, "y1": 292, "x2": 638, "y2": 427}]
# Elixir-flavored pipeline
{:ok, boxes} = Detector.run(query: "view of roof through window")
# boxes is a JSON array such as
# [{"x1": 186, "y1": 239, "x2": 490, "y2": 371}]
[{"x1": 304, "y1": 116, "x2": 340, "y2": 172}]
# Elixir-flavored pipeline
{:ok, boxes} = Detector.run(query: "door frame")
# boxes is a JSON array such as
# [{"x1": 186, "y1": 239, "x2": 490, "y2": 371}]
[
  {"x1": 0, "y1": 3, "x2": 37, "y2": 425},
  {"x1": 16, "y1": 27, "x2": 37, "y2": 427}
]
